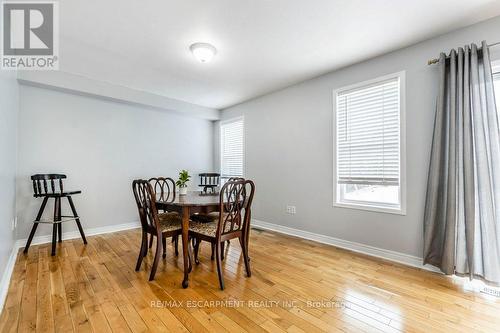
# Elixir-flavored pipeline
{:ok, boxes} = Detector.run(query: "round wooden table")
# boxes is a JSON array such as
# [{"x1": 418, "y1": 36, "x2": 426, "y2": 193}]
[{"x1": 156, "y1": 191, "x2": 220, "y2": 288}]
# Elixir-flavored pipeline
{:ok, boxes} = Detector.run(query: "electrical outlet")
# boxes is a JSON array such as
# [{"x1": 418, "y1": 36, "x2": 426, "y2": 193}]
[
  {"x1": 14, "y1": 217, "x2": 18, "y2": 229},
  {"x1": 286, "y1": 205, "x2": 296, "y2": 214},
  {"x1": 11, "y1": 218, "x2": 15, "y2": 231}
]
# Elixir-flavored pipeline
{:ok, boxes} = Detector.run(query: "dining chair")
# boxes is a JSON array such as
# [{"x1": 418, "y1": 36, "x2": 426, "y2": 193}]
[
  {"x1": 189, "y1": 179, "x2": 255, "y2": 290},
  {"x1": 191, "y1": 177, "x2": 244, "y2": 223},
  {"x1": 132, "y1": 179, "x2": 182, "y2": 281},
  {"x1": 148, "y1": 177, "x2": 179, "y2": 256},
  {"x1": 24, "y1": 174, "x2": 87, "y2": 256},
  {"x1": 191, "y1": 177, "x2": 246, "y2": 257}
]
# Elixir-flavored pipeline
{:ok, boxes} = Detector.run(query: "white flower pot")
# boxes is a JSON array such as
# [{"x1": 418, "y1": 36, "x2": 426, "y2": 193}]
[{"x1": 179, "y1": 187, "x2": 188, "y2": 195}]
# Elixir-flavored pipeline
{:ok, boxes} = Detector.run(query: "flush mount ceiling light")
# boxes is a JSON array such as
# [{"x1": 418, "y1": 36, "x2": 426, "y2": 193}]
[{"x1": 190, "y1": 42, "x2": 217, "y2": 63}]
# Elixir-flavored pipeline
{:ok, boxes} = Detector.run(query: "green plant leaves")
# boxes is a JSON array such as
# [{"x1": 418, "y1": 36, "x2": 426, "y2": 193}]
[{"x1": 176, "y1": 169, "x2": 191, "y2": 187}]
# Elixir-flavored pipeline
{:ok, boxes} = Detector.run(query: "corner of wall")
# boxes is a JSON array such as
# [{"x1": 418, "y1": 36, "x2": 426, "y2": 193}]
[{"x1": 0, "y1": 69, "x2": 20, "y2": 313}]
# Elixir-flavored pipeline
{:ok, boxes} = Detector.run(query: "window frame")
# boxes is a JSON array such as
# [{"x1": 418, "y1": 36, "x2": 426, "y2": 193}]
[
  {"x1": 219, "y1": 116, "x2": 245, "y2": 179},
  {"x1": 333, "y1": 71, "x2": 407, "y2": 215},
  {"x1": 494, "y1": 64, "x2": 500, "y2": 132},
  {"x1": 492, "y1": 58, "x2": 500, "y2": 72}
]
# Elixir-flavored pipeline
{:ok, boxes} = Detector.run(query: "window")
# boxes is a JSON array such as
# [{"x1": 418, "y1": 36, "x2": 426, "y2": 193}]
[
  {"x1": 334, "y1": 72, "x2": 406, "y2": 214},
  {"x1": 220, "y1": 117, "x2": 244, "y2": 178}
]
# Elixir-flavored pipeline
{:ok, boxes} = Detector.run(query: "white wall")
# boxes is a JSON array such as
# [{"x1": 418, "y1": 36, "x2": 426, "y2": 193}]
[
  {"x1": 17, "y1": 85, "x2": 214, "y2": 239},
  {"x1": 219, "y1": 16, "x2": 500, "y2": 258},
  {"x1": 0, "y1": 71, "x2": 18, "y2": 283}
]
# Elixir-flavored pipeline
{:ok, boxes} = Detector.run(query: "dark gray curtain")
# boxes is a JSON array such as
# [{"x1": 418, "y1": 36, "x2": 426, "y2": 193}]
[{"x1": 424, "y1": 41, "x2": 500, "y2": 285}]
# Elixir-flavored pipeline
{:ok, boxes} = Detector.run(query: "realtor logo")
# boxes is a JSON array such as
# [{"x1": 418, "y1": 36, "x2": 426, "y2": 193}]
[{"x1": 1, "y1": 1, "x2": 59, "y2": 70}]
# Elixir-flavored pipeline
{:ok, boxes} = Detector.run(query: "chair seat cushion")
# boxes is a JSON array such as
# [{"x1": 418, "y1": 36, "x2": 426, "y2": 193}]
[
  {"x1": 158, "y1": 212, "x2": 182, "y2": 232},
  {"x1": 189, "y1": 216, "x2": 234, "y2": 238}
]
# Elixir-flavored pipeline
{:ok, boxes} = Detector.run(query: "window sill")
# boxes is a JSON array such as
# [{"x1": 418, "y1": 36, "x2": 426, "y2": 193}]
[{"x1": 333, "y1": 202, "x2": 406, "y2": 215}]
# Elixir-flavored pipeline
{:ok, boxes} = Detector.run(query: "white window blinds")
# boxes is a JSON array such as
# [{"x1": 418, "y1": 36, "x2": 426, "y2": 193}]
[
  {"x1": 220, "y1": 118, "x2": 244, "y2": 177},
  {"x1": 336, "y1": 77, "x2": 400, "y2": 186}
]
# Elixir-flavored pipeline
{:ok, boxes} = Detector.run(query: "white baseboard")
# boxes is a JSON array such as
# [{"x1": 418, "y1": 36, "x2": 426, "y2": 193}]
[
  {"x1": 14, "y1": 221, "x2": 140, "y2": 249},
  {"x1": 0, "y1": 221, "x2": 140, "y2": 313},
  {"x1": 251, "y1": 219, "x2": 440, "y2": 273},
  {"x1": 0, "y1": 242, "x2": 20, "y2": 313}
]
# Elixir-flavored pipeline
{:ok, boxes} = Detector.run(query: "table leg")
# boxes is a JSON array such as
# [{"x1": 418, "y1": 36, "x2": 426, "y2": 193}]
[{"x1": 181, "y1": 206, "x2": 190, "y2": 288}]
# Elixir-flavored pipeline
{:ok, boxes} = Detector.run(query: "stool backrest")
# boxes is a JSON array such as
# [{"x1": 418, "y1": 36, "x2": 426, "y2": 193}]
[
  {"x1": 31, "y1": 174, "x2": 66, "y2": 196},
  {"x1": 132, "y1": 179, "x2": 160, "y2": 233},
  {"x1": 217, "y1": 179, "x2": 255, "y2": 238},
  {"x1": 199, "y1": 173, "x2": 220, "y2": 187}
]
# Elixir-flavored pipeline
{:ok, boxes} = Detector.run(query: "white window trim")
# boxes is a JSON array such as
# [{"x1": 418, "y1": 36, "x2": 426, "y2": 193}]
[
  {"x1": 219, "y1": 116, "x2": 245, "y2": 178},
  {"x1": 332, "y1": 71, "x2": 407, "y2": 215}
]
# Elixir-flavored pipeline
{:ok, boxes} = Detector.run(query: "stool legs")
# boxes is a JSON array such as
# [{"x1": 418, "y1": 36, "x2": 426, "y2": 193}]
[
  {"x1": 24, "y1": 197, "x2": 48, "y2": 254},
  {"x1": 57, "y1": 197, "x2": 62, "y2": 243},
  {"x1": 67, "y1": 196, "x2": 87, "y2": 244},
  {"x1": 51, "y1": 224, "x2": 58, "y2": 256},
  {"x1": 52, "y1": 197, "x2": 61, "y2": 256},
  {"x1": 24, "y1": 195, "x2": 87, "y2": 256}
]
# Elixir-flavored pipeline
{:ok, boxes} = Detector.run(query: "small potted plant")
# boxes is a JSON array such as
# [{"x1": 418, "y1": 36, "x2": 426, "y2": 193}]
[{"x1": 176, "y1": 169, "x2": 191, "y2": 195}]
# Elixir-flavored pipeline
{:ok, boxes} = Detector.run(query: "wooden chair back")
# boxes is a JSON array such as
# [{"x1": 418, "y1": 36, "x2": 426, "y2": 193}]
[
  {"x1": 132, "y1": 179, "x2": 160, "y2": 234},
  {"x1": 148, "y1": 177, "x2": 176, "y2": 202},
  {"x1": 31, "y1": 174, "x2": 66, "y2": 196},
  {"x1": 220, "y1": 176, "x2": 244, "y2": 187},
  {"x1": 217, "y1": 179, "x2": 255, "y2": 238},
  {"x1": 227, "y1": 177, "x2": 244, "y2": 182}
]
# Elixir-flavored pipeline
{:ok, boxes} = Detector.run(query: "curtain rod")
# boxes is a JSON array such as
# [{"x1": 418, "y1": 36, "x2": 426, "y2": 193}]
[{"x1": 427, "y1": 41, "x2": 500, "y2": 65}]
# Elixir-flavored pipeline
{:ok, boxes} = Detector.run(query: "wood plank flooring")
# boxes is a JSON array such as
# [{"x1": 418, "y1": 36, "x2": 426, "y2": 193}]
[{"x1": 1, "y1": 228, "x2": 499, "y2": 332}]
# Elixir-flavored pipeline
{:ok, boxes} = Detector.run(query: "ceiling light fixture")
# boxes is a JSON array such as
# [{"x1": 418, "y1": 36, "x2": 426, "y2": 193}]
[{"x1": 190, "y1": 42, "x2": 217, "y2": 63}]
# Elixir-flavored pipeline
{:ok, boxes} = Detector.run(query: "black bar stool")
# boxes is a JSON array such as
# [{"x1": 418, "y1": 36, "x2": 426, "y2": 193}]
[
  {"x1": 198, "y1": 173, "x2": 220, "y2": 194},
  {"x1": 24, "y1": 174, "x2": 87, "y2": 256}
]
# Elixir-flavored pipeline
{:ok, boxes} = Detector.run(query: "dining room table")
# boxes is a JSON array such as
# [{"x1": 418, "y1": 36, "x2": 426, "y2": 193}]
[{"x1": 156, "y1": 191, "x2": 220, "y2": 288}]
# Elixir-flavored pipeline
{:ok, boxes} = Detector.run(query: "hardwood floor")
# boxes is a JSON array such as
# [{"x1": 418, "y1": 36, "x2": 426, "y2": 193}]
[{"x1": 1, "y1": 228, "x2": 499, "y2": 332}]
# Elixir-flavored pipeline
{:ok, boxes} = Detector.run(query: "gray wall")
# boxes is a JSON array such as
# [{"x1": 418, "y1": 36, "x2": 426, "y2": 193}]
[
  {"x1": 219, "y1": 16, "x2": 500, "y2": 257},
  {"x1": 17, "y1": 85, "x2": 214, "y2": 239},
  {"x1": 0, "y1": 71, "x2": 18, "y2": 279}
]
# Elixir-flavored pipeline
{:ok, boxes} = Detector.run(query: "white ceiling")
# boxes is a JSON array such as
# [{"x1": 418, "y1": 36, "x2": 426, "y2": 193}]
[{"x1": 59, "y1": 0, "x2": 500, "y2": 110}]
